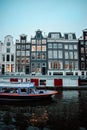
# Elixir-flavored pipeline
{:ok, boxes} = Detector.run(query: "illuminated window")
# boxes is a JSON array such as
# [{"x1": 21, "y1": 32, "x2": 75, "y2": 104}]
[
  {"x1": 37, "y1": 46, "x2": 41, "y2": 51},
  {"x1": 32, "y1": 46, "x2": 36, "y2": 51},
  {"x1": 42, "y1": 53, "x2": 46, "y2": 59},
  {"x1": 42, "y1": 39, "x2": 46, "y2": 44},
  {"x1": 65, "y1": 61, "x2": 69, "y2": 70},
  {"x1": 42, "y1": 46, "x2": 46, "y2": 51}
]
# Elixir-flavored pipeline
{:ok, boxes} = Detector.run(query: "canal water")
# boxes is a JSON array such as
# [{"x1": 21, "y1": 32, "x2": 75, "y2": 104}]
[{"x1": 0, "y1": 90, "x2": 87, "y2": 130}]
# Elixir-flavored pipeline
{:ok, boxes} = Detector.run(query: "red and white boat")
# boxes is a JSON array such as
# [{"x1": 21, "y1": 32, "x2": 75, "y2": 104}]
[{"x1": 0, "y1": 81, "x2": 58, "y2": 102}]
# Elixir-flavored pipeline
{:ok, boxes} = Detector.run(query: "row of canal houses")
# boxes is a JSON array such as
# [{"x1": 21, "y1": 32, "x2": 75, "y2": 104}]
[{"x1": 0, "y1": 29, "x2": 87, "y2": 87}]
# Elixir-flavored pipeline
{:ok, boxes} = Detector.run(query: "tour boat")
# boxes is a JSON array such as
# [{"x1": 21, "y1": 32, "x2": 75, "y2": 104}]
[{"x1": 0, "y1": 81, "x2": 58, "y2": 102}]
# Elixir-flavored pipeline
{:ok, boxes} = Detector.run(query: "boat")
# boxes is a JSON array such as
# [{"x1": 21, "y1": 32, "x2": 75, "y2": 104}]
[{"x1": 0, "y1": 81, "x2": 58, "y2": 102}]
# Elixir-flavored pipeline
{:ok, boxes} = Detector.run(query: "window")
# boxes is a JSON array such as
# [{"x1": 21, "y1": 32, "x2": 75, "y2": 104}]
[
  {"x1": 58, "y1": 50, "x2": 63, "y2": 58},
  {"x1": 48, "y1": 51, "x2": 52, "y2": 58},
  {"x1": 74, "y1": 61, "x2": 78, "y2": 70},
  {"x1": 11, "y1": 55, "x2": 14, "y2": 61},
  {"x1": 7, "y1": 48, "x2": 10, "y2": 53},
  {"x1": 21, "y1": 51, "x2": 25, "y2": 56},
  {"x1": 37, "y1": 46, "x2": 41, "y2": 51},
  {"x1": 74, "y1": 52, "x2": 78, "y2": 59},
  {"x1": 85, "y1": 48, "x2": 87, "y2": 53},
  {"x1": 53, "y1": 43, "x2": 57, "y2": 48},
  {"x1": 21, "y1": 45, "x2": 25, "y2": 50},
  {"x1": 26, "y1": 45, "x2": 30, "y2": 49},
  {"x1": 31, "y1": 53, "x2": 36, "y2": 59},
  {"x1": 42, "y1": 53, "x2": 46, "y2": 59},
  {"x1": 48, "y1": 62, "x2": 53, "y2": 69},
  {"x1": 70, "y1": 62, "x2": 74, "y2": 70},
  {"x1": 32, "y1": 46, "x2": 36, "y2": 51},
  {"x1": 58, "y1": 43, "x2": 62, "y2": 48},
  {"x1": 51, "y1": 34, "x2": 60, "y2": 39},
  {"x1": 65, "y1": 52, "x2": 68, "y2": 59},
  {"x1": 17, "y1": 45, "x2": 20, "y2": 49},
  {"x1": 81, "y1": 47, "x2": 84, "y2": 53},
  {"x1": 80, "y1": 41, "x2": 84, "y2": 45},
  {"x1": 6, "y1": 64, "x2": 10, "y2": 72},
  {"x1": 69, "y1": 45, "x2": 73, "y2": 50},
  {"x1": 17, "y1": 51, "x2": 20, "y2": 56},
  {"x1": 69, "y1": 52, "x2": 73, "y2": 59},
  {"x1": 85, "y1": 41, "x2": 87, "y2": 45},
  {"x1": 68, "y1": 34, "x2": 73, "y2": 40},
  {"x1": 21, "y1": 40, "x2": 25, "y2": 43},
  {"x1": 11, "y1": 64, "x2": 14, "y2": 72},
  {"x1": 37, "y1": 52, "x2": 41, "y2": 59},
  {"x1": 37, "y1": 40, "x2": 41, "y2": 44},
  {"x1": 53, "y1": 50, "x2": 57, "y2": 58},
  {"x1": 42, "y1": 39, "x2": 46, "y2": 44},
  {"x1": 7, "y1": 42, "x2": 10, "y2": 46},
  {"x1": 65, "y1": 61, "x2": 69, "y2": 70},
  {"x1": 42, "y1": 46, "x2": 46, "y2": 51},
  {"x1": 65, "y1": 45, "x2": 68, "y2": 49},
  {"x1": 2, "y1": 55, "x2": 5, "y2": 61},
  {"x1": 32, "y1": 40, "x2": 36, "y2": 44},
  {"x1": 74, "y1": 45, "x2": 77, "y2": 49},
  {"x1": 81, "y1": 62, "x2": 85, "y2": 69},
  {"x1": 81, "y1": 56, "x2": 85, "y2": 61},
  {"x1": 58, "y1": 61, "x2": 63, "y2": 69},
  {"x1": 7, "y1": 55, "x2": 10, "y2": 61},
  {"x1": 48, "y1": 43, "x2": 52, "y2": 48},
  {"x1": 26, "y1": 51, "x2": 30, "y2": 56}
]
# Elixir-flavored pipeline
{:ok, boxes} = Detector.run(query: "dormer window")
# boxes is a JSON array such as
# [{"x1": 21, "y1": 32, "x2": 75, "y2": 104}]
[{"x1": 68, "y1": 34, "x2": 73, "y2": 40}]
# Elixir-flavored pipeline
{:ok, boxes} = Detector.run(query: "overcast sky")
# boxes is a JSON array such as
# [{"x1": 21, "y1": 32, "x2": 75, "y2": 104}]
[{"x1": 0, "y1": 0, "x2": 87, "y2": 41}]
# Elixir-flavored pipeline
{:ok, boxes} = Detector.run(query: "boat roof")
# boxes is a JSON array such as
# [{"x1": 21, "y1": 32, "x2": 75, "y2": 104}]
[{"x1": 0, "y1": 82, "x2": 35, "y2": 88}]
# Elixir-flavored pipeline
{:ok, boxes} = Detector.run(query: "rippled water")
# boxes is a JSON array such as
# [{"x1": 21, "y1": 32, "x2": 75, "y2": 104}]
[{"x1": 0, "y1": 90, "x2": 87, "y2": 130}]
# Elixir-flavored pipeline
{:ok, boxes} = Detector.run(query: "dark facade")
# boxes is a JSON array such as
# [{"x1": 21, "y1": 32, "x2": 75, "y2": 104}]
[
  {"x1": 16, "y1": 34, "x2": 31, "y2": 74},
  {"x1": 47, "y1": 32, "x2": 79, "y2": 75},
  {"x1": 30, "y1": 30, "x2": 47, "y2": 75},
  {"x1": 78, "y1": 29, "x2": 87, "y2": 76}
]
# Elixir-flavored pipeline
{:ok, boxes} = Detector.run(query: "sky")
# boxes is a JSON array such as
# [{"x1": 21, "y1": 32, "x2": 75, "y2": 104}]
[{"x1": 0, "y1": 0, "x2": 87, "y2": 42}]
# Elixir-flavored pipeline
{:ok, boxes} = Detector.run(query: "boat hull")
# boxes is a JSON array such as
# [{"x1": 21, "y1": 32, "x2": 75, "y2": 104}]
[{"x1": 0, "y1": 90, "x2": 57, "y2": 102}]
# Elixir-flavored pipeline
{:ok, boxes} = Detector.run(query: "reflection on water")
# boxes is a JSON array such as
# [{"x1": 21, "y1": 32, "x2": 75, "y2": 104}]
[{"x1": 0, "y1": 90, "x2": 87, "y2": 130}]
